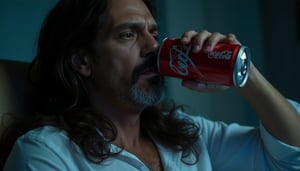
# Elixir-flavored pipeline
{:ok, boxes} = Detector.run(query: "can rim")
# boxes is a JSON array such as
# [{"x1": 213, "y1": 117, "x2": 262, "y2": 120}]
[{"x1": 233, "y1": 45, "x2": 251, "y2": 87}]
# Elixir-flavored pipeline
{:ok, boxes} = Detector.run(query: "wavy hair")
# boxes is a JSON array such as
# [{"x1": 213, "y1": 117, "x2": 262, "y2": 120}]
[{"x1": 0, "y1": 0, "x2": 200, "y2": 168}]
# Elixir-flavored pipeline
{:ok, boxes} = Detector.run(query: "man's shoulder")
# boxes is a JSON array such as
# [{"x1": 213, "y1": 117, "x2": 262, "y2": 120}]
[
  {"x1": 175, "y1": 110, "x2": 211, "y2": 123},
  {"x1": 174, "y1": 110, "x2": 228, "y2": 135},
  {"x1": 17, "y1": 125, "x2": 70, "y2": 149}
]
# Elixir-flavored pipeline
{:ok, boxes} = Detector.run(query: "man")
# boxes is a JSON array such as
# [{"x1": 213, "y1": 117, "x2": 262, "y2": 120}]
[{"x1": 1, "y1": 0, "x2": 300, "y2": 170}]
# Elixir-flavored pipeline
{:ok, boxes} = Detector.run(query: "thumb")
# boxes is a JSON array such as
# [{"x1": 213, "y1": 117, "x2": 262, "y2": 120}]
[{"x1": 181, "y1": 80, "x2": 229, "y2": 92}]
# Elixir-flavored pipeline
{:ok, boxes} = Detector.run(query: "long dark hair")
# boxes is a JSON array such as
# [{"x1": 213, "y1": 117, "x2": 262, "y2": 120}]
[{"x1": 0, "y1": 0, "x2": 200, "y2": 168}]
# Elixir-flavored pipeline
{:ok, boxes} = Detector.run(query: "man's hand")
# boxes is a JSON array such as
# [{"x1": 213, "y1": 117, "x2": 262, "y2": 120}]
[
  {"x1": 181, "y1": 80, "x2": 229, "y2": 92},
  {"x1": 179, "y1": 30, "x2": 240, "y2": 92}
]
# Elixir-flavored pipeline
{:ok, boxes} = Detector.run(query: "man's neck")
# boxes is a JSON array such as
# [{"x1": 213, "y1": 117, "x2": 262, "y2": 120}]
[
  {"x1": 90, "y1": 91, "x2": 146, "y2": 148},
  {"x1": 90, "y1": 93, "x2": 163, "y2": 170},
  {"x1": 112, "y1": 115, "x2": 143, "y2": 148}
]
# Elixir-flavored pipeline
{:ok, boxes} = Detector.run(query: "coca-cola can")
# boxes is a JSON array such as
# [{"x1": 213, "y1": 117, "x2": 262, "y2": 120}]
[{"x1": 157, "y1": 38, "x2": 251, "y2": 87}]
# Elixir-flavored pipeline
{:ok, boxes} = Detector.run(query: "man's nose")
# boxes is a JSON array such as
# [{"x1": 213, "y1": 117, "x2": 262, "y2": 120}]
[{"x1": 140, "y1": 32, "x2": 159, "y2": 58}]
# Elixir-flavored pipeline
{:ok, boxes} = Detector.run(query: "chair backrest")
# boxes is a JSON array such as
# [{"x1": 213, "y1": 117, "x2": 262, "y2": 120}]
[{"x1": 0, "y1": 60, "x2": 31, "y2": 132}]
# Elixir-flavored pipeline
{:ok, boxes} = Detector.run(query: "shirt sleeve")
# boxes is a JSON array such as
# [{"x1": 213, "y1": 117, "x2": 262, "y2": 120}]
[
  {"x1": 4, "y1": 135, "x2": 68, "y2": 171},
  {"x1": 258, "y1": 99, "x2": 300, "y2": 170},
  {"x1": 189, "y1": 99, "x2": 300, "y2": 171},
  {"x1": 3, "y1": 127, "x2": 75, "y2": 171}
]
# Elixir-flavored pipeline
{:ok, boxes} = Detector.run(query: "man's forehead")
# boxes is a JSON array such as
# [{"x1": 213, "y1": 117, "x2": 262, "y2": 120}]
[
  {"x1": 107, "y1": 0, "x2": 156, "y2": 27},
  {"x1": 109, "y1": 0, "x2": 153, "y2": 18}
]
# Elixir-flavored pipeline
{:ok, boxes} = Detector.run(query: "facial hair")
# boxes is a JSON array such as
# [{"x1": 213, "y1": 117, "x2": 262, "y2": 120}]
[{"x1": 129, "y1": 55, "x2": 165, "y2": 107}]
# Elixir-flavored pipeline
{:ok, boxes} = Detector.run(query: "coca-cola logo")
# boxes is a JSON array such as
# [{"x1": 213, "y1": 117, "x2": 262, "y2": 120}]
[
  {"x1": 208, "y1": 50, "x2": 232, "y2": 60},
  {"x1": 169, "y1": 44, "x2": 196, "y2": 76}
]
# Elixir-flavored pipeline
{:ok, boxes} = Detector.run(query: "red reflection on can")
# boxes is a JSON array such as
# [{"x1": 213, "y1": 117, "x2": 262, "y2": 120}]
[{"x1": 157, "y1": 38, "x2": 251, "y2": 87}]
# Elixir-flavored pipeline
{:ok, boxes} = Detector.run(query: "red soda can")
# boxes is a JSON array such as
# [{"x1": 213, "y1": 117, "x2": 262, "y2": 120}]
[{"x1": 157, "y1": 38, "x2": 251, "y2": 87}]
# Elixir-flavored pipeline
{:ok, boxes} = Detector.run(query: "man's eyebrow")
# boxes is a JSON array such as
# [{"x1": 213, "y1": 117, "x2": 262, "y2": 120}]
[{"x1": 111, "y1": 21, "x2": 159, "y2": 32}]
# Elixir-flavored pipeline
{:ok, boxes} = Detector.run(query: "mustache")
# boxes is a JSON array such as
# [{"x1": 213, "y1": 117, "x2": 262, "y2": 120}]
[{"x1": 132, "y1": 53, "x2": 159, "y2": 83}]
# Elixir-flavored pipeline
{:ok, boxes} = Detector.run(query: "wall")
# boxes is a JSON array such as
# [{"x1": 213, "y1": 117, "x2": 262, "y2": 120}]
[
  {"x1": 261, "y1": 0, "x2": 300, "y2": 102},
  {"x1": 0, "y1": 0, "x2": 57, "y2": 62}
]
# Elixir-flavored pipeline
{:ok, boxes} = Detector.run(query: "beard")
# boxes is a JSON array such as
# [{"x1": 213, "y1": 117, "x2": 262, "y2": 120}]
[
  {"x1": 129, "y1": 76, "x2": 165, "y2": 107},
  {"x1": 129, "y1": 54, "x2": 165, "y2": 107}
]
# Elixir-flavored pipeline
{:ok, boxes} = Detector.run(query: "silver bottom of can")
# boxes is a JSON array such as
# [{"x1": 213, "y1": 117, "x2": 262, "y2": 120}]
[{"x1": 233, "y1": 46, "x2": 251, "y2": 87}]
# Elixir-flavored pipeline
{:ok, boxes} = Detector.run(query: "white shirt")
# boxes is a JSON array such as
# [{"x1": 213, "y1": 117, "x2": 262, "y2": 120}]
[{"x1": 4, "y1": 100, "x2": 300, "y2": 171}]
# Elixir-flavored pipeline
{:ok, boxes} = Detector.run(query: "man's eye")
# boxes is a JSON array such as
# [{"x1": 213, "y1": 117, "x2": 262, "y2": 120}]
[
  {"x1": 152, "y1": 33, "x2": 159, "y2": 40},
  {"x1": 119, "y1": 32, "x2": 136, "y2": 39}
]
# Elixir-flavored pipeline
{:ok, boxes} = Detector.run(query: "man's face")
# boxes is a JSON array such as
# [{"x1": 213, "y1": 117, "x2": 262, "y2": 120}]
[{"x1": 89, "y1": 0, "x2": 164, "y2": 108}]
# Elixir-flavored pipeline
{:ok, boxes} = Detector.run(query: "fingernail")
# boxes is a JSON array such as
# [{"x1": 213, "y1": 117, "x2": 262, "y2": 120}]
[
  {"x1": 228, "y1": 37, "x2": 234, "y2": 42},
  {"x1": 204, "y1": 45, "x2": 211, "y2": 52},
  {"x1": 181, "y1": 36, "x2": 188, "y2": 43},
  {"x1": 193, "y1": 45, "x2": 201, "y2": 53}
]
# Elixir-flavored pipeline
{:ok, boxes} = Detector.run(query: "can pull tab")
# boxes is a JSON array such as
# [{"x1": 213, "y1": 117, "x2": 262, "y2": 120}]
[{"x1": 240, "y1": 52, "x2": 248, "y2": 77}]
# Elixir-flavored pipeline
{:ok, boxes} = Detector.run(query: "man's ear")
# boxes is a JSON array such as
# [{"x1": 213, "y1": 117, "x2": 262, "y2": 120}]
[{"x1": 71, "y1": 53, "x2": 91, "y2": 77}]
